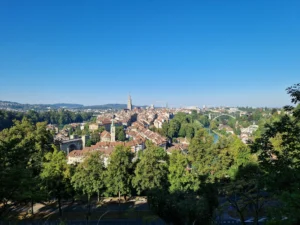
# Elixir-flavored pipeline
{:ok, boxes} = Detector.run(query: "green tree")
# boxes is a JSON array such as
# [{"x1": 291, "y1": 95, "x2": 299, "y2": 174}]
[
  {"x1": 85, "y1": 139, "x2": 92, "y2": 147},
  {"x1": 116, "y1": 126, "x2": 126, "y2": 141},
  {"x1": 209, "y1": 120, "x2": 218, "y2": 130},
  {"x1": 148, "y1": 185, "x2": 218, "y2": 225},
  {"x1": 198, "y1": 115, "x2": 210, "y2": 127},
  {"x1": 168, "y1": 120, "x2": 181, "y2": 138},
  {"x1": 178, "y1": 123, "x2": 186, "y2": 137},
  {"x1": 168, "y1": 151, "x2": 199, "y2": 193},
  {"x1": 40, "y1": 148, "x2": 72, "y2": 217},
  {"x1": 97, "y1": 126, "x2": 105, "y2": 133},
  {"x1": 0, "y1": 119, "x2": 52, "y2": 216},
  {"x1": 162, "y1": 122, "x2": 169, "y2": 137},
  {"x1": 105, "y1": 145, "x2": 134, "y2": 200},
  {"x1": 188, "y1": 128, "x2": 214, "y2": 163},
  {"x1": 191, "y1": 110, "x2": 198, "y2": 121},
  {"x1": 173, "y1": 112, "x2": 191, "y2": 124},
  {"x1": 132, "y1": 146, "x2": 168, "y2": 194},
  {"x1": 72, "y1": 151, "x2": 106, "y2": 217},
  {"x1": 251, "y1": 83, "x2": 300, "y2": 224},
  {"x1": 90, "y1": 131, "x2": 100, "y2": 144},
  {"x1": 185, "y1": 125, "x2": 195, "y2": 139},
  {"x1": 26, "y1": 110, "x2": 40, "y2": 123},
  {"x1": 221, "y1": 164, "x2": 268, "y2": 225}
]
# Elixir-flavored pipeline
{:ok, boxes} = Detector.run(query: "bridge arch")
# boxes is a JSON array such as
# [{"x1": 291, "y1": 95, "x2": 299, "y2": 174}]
[
  {"x1": 212, "y1": 114, "x2": 236, "y2": 121},
  {"x1": 68, "y1": 144, "x2": 77, "y2": 152},
  {"x1": 59, "y1": 138, "x2": 83, "y2": 154}
]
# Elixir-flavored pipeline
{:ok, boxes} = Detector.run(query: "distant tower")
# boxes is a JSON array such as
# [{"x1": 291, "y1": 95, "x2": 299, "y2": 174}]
[
  {"x1": 110, "y1": 117, "x2": 116, "y2": 142},
  {"x1": 127, "y1": 94, "x2": 132, "y2": 110}
]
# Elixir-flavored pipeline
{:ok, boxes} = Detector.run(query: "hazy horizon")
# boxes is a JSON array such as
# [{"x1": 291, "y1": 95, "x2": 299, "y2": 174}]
[{"x1": 0, "y1": 97, "x2": 290, "y2": 109}]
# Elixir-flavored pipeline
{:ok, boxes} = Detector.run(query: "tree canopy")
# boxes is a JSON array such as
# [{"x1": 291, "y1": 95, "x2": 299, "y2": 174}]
[
  {"x1": 105, "y1": 145, "x2": 134, "y2": 199},
  {"x1": 132, "y1": 146, "x2": 168, "y2": 194}
]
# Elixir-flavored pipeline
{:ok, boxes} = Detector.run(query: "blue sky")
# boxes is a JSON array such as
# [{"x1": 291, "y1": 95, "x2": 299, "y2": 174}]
[{"x1": 0, "y1": 0, "x2": 299, "y2": 107}]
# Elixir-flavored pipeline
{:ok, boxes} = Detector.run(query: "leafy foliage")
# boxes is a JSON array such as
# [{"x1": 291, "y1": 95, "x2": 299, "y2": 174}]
[
  {"x1": 40, "y1": 148, "x2": 72, "y2": 216},
  {"x1": 105, "y1": 145, "x2": 134, "y2": 198},
  {"x1": 72, "y1": 151, "x2": 106, "y2": 200},
  {"x1": 188, "y1": 128, "x2": 214, "y2": 163},
  {"x1": 249, "y1": 83, "x2": 300, "y2": 224},
  {"x1": 116, "y1": 126, "x2": 126, "y2": 141},
  {"x1": 168, "y1": 151, "x2": 199, "y2": 193},
  {"x1": 0, "y1": 119, "x2": 52, "y2": 215},
  {"x1": 133, "y1": 146, "x2": 168, "y2": 194}
]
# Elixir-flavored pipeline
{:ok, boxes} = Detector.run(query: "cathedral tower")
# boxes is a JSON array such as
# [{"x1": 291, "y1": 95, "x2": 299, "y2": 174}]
[{"x1": 127, "y1": 94, "x2": 132, "y2": 110}]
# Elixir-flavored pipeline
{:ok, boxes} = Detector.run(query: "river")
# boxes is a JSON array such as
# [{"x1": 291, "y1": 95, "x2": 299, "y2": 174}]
[{"x1": 205, "y1": 127, "x2": 219, "y2": 143}]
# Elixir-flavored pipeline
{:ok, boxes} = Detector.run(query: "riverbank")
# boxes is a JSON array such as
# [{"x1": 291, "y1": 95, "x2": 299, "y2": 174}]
[
  {"x1": 211, "y1": 129, "x2": 224, "y2": 138},
  {"x1": 204, "y1": 127, "x2": 220, "y2": 143}
]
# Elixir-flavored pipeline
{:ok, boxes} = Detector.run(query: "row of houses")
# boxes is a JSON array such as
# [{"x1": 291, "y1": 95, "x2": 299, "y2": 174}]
[
  {"x1": 128, "y1": 122, "x2": 168, "y2": 148},
  {"x1": 67, "y1": 138, "x2": 146, "y2": 165},
  {"x1": 64, "y1": 108, "x2": 195, "y2": 166},
  {"x1": 240, "y1": 124, "x2": 259, "y2": 144}
]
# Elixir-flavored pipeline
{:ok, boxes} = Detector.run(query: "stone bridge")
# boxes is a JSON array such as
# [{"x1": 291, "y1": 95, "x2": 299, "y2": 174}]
[
  {"x1": 60, "y1": 138, "x2": 83, "y2": 154},
  {"x1": 208, "y1": 113, "x2": 236, "y2": 121}
]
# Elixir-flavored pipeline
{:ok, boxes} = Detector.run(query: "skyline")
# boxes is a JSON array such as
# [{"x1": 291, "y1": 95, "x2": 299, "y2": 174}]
[
  {"x1": 0, "y1": 93, "x2": 293, "y2": 109},
  {"x1": 0, "y1": 0, "x2": 299, "y2": 107}
]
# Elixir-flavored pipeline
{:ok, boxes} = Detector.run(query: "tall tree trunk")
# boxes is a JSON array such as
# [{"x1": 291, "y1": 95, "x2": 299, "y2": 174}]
[
  {"x1": 88, "y1": 195, "x2": 91, "y2": 215},
  {"x1": 237, "y1": 209, "x2": 246, "y2": 225},
  {"x1": 31, "y1": 198, "x2": 34, "y2": 215},
  {"x1": 254, "y1": 209, "x2": 259, "y2": 225},
  {"x1": 118, "y1": 191, "x2": 121, "y2": 213},
  {"x1": 58, "y1": 196, "x2": 62, "y2": 217},
  {"x1": 86, "y1": 195, "x2": 90, "y2": 225},
  {"x1": 97, "y1": 191, "x2": 100, "y2": 202}
]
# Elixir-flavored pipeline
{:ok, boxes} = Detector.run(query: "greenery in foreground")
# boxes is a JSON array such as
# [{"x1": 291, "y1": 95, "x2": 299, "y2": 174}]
[{"x1": 0, "y1": 84, "x2": 300, "y2": 225}]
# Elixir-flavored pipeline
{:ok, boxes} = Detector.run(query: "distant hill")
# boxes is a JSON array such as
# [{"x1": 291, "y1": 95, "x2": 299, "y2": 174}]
[
  {"x1": 0, "y1": 100, "x2": 84, "y2": 110},
  {"x1": 83, "y1": 104, "x2": 148, "y2": 110},
  {"x1": 51, "y1": 103, "x2": 84, "y2": 108},
  {"x1": 0, "y1": 100, "x2": 144, "y2": 111},
  {"x1": 83, "y1": 104, "x2": 127, "y2": 110}
]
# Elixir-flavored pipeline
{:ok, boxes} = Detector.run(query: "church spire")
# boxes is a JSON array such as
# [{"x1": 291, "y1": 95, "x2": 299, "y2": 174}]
[
  {"x1": 110, "y1": 115, "x2": 116, "y2": 142},
  {"x1": 127, "y1": 94, "x2": 132, "y2": 110}
]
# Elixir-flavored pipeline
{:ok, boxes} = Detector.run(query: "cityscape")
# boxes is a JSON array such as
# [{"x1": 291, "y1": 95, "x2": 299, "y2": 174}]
[
  {"x1": 1, "y1": 90, "x2": 299, "y2": 225},
  {"x1": 1, "y1": 0, "x2": 300, "y2": 225}
]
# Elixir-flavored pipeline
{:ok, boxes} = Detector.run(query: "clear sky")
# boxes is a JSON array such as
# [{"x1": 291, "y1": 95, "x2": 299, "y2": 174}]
[{"x1": 0, "y1": 0, "x2": 299, "y2": 107}]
